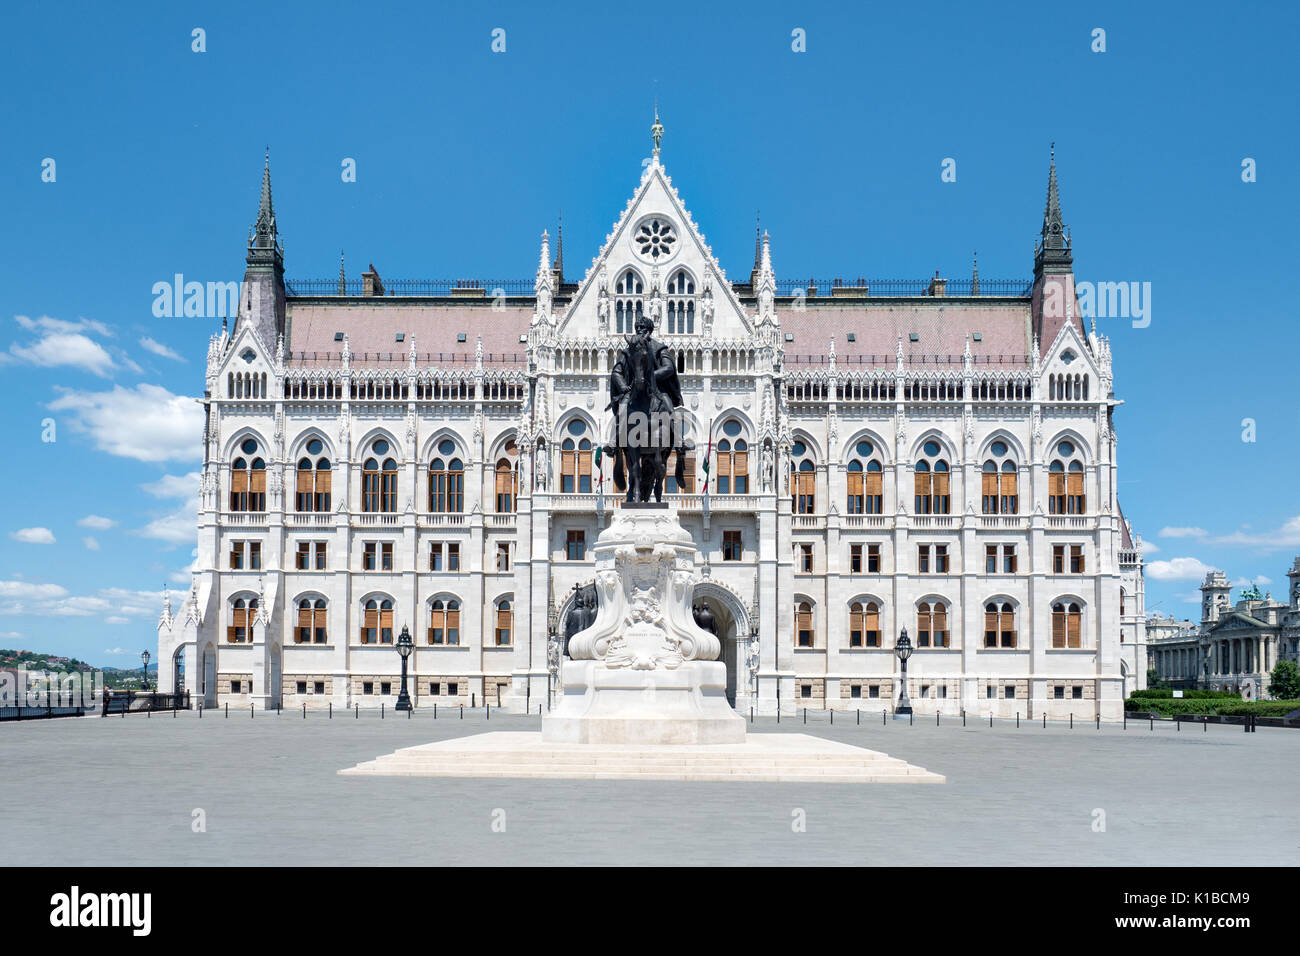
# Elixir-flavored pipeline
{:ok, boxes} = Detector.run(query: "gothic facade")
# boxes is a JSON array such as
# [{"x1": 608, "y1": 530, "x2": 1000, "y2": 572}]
[{"x1": 157, "y1": 133, "x2": 1147, "y2": 719}]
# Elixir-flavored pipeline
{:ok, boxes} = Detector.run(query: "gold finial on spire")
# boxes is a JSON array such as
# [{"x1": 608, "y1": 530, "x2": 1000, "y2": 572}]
[{"x1": 651, "y1": 102, "x2": 664, "y2": 161}]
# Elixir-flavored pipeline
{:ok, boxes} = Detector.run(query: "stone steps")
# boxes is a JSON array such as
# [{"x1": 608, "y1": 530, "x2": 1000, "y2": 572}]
[{"x1": 339, "y1": 732, "x2": 945, "y2": 784}]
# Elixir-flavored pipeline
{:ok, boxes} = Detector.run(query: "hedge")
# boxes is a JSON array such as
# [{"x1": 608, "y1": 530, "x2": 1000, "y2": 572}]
[
  {"x1": 1124, "y1": 697, "x2": 1300, "y2": 717},
  {"x1": 1127, "y1": 688, "x2": 1239, "y2": 700}
]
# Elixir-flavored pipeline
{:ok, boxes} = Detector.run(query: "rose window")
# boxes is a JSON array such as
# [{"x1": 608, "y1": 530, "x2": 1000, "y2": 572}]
[{"x1": 635, "y1": 218, "x2": 677, "y2": 260}]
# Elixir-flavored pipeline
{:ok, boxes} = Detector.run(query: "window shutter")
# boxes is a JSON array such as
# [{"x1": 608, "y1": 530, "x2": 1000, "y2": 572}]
[{"x1": 1067, "y1": 609, "x2": 1081, "y2": 648}]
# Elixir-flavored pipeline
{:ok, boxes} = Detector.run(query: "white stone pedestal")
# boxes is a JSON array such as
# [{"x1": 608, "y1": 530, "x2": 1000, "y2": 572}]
[{"x1": 541, "y1": 504, "x2": 746, "y2": 745}]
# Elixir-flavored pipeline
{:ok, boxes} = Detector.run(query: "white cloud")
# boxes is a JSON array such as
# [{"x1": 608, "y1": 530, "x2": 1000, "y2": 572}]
[
  {"x1": 10, "y1": 527, "x2": 56, "y2": 545},
  {"x1": 142, "y1": 472, "x2": 200, "y2": 499},
  {"x1": 1213, "y1": 516, "x2": 1300, "y2": 550},
  {"x1": 136, "y1": 471, "x2": 200, "y2": 546},
  {"x1": 47, "y1": 384, "x2": 202, "y2": 463},
  {"x1": 1159, "y1": 527, "x2": 1207, "y2": 539},
  {"x1": 0, "y1": 631, "x2": 22, "y2": 639},
  {"x1": 104, "y1": 617, "x2": 128, "y2": 625},
  {"x1": 1142, "y1": 541, "x2": 1159, "y2": 553},
  {"x1": 139, "y1": 336, "x2": 185, "y2": 362},
  {"x1": 104, "y1": 647, "x2": 131, "y2": 655},
  {"x1": 77, "y1": 515, "x2": 116, "y2": 530},
  {"x1": 6, "y1": 332, "x2": 116, "y2": 377},
  {"x1": 14, "y1": 315, "x2": 113, "y2": 337},
  {"x1": 1146, "y1": 557, "x2": 1217, "y2": 582},
  {"x1": 0, "y1": 581, "x2": 69, "y2": 600},
  {"x1": 82, "y1": 537, "x2": 100, "y2": 551},
  {"x1": 0, "y1": 580, "x2": 163, "y2": 621}
]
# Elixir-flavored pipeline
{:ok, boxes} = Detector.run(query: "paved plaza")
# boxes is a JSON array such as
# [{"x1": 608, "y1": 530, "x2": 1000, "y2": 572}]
[{"x1": 4, "y1": 710, "x2": 1297, "y2": 866}]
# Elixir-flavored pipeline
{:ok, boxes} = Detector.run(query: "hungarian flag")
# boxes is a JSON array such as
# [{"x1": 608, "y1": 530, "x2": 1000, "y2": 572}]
[{"x1": 701, "y1": 420, "x2": 713, "y2": 493}]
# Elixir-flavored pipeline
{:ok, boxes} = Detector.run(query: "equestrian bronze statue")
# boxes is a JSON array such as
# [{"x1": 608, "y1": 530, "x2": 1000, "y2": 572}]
[{"x1": 605, "y1": 314, "x2": 691, "y2": 502}]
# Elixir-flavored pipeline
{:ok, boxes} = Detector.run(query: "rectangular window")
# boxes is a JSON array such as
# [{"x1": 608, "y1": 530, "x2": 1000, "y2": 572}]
[
  {"x1": 363, "y1": 542, "x2": 377, "y2": 571},
  {"x1": 869, "y1": 685, "x2": 880, "y2": 699},
  {"x1": 794, "y1": 468, "x2": 814, "y2": 514},
  {"x1": 800, "y1": 684, "x2": 812, "y2": 699},
  {"x1": 249, "y1": 542, "x2": 262, "y2": 571},
  {"x1": 297, "y1": 680, "x2": 307, "y2": 694},
  {"x1": 985, "y1": 544, "x2": 997, "y2": 574},
  {"x1": 381, "y1": 682, "x2": 391, "y2": 696},
  {"x1": 296, "y1": 542, "x2": 310, "y2": 570},
  {"x1": 1072, "y1": 686, "x2": 1084, "y2": 700},
  {"x1": 867, "y1": 544, "x2": 880, "y2": 573},
  {"x1": 1054, "y1": 685, "x2": 1065, "y2": 699},
  {"x1": 496, "y1": 543, "x2": 511, "y2": 572},
  {"x1": 1002, "y1": 545, "x2": 1017, "y2": 574},
  {"x1": 850, "y1": 685, "x2": 862, "y2": 699},
  {"x1": 230, "y1": 541, "x2": 245, "y2": 570},
  {"x1": 313, "y1": 681, "x2": 325, "y2": 694},
  {"x1": 448, "y1": 543, "x2": 460, "y2": 572},
  {"x1": 1070, "y1": 545, "x2": 1085, "y2": 574},
  {"x1": 795, "y1": 605, "x2": 813, "y2": 648},
  {"x1": 1004, "y1": 685, "x2": 1016, "y2": 699},
  {"x1": 566, "y1": 529, "x2": 586, "y2": 561},
  {"x1": 986, "y1": 685, "x2": 994, "y2": 699},
  {"x1": 917, "y1": 545, "x2": 930, "y2": 574},
  {"x1": 1052, "y1": 545, "x2": 1065, "y2": 575},
  {"x1": 1067, "y1": 469, "x2": 1085, "y2": 514},
  {"x1": 231, "y1": 680, "x2": 242, "y2": 694},
  {"x1": 798, "y1": 543, "x2": 813, "y2": 573},
  {"x1": 430, "y1": 542, "x2": 443, "y2": 571},
  {"x1": 363, "y1": 682, "x2": 374, "y2": 695},
  {"x1": 447, "y1": 682, "x2": 458, "y2": 696},
  {"x1": 934, "y1": 544, "x2": 948, "y2": 574},
  {"x1": 850, "y1": 544, "x2": 862, "y2": 574},
  {"x1": 722, "y1": 530, "x2": 742, "y2": 562},
  {"x1": 381, "y1": 542, "x2": 393, "y2": 571}
]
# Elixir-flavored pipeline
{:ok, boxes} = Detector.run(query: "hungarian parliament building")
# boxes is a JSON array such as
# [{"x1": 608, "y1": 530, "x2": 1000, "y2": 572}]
[{"x1": 157, "y1": 132, "x2": 1148, "y2": 719}]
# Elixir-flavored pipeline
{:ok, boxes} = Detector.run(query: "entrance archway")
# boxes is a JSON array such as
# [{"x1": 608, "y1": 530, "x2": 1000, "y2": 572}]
[
  {"x1": 692, "y1": 582, "x2": 751, "y2": 708},
  {"x1": 173, "y1": 647, "x2": 185, "y2": 696}
]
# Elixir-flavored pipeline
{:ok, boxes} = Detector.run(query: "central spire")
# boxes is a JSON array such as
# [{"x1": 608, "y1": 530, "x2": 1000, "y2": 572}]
[
  {"x1": 651, "y1": 104, "x2": 663, "y2": 162},
  {"x1": 253, "y1": 149, "x2": 277, "y2": 248},
  {"x1": 1034, "y1": 142, "x2": 1072, "y2": 276}
]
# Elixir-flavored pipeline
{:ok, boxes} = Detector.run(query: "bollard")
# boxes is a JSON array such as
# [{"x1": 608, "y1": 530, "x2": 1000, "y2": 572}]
[
  {"x1": 1176, "y1": 716, "x2": 1180, "y2": 732},
  {"x1": 198, "y1": 704, "x2": 202, "y2": 719},
  {"x1": 472, "y1": 693, "x2": 476, "y2": 708},
  {"x1": 460, "y1": 704, "x2": 463, "y2": 719},
  {"x1": 830, "y1": 710, "x2": 834, "y2": 725},
  {"x1": 355, "y1": 704, "x2": 358, "y2": 719},
  {"x1": 487, "y1": 702, "x2": 491, "y2": 721},
  {"x1": 434, "y1": 703, "x2": 437, "y2": 719},
  {"x1": 856, "y1": 709, "x2": 860, "y2": 726},
  {"x1": 1016, "y1": 712, "x2": 1019, "y2": 729},
  {"x1": 752, "y1": 707, "x2": 755, "y2": 724},
  {"x1": 1123, "y1": 713, "x2": 1126, "y2": 730},
  {"x1": 1069, "y1": 714, "x2": 1073, "y2": 730},
  {"x1": 989, "y1": 713, "x2": 993, "y2": 727},
  {"x1": 225, "y1": 702, "x2": 228, "y2": 718},
  {"x1": 936, "y1": 712, "x2": 939, "y2": 726},
  {"x1": 1149, "y1": 716, "x2": 1153, "y2": 732},
  {"x1": 1203, "y1": 716, "x2": 1206, "y2": 733},
  {"x1": 1096, "y1": 715, "x2": 1100, "y2": 731},
  {"x1": 962, "y1": 710, "x2": 966, "y2": 727},
  {"x1": 882, "y1": 709, "x2": 886, "y2": 725},
  {"x1": 303, "y1": 702, "x2": 306, "y2": 719},
  {"x1": 329, "y1": 702, "x2": 332, "y2": 719},
  {"x1": 909, "y1": 711, "x2": 913, "y2": 726},
  {"x1": 1043, "y1": 713, "x2": 1047, "y2": 729},
  {"x1": 381, "y1": 703, "x2": 384, "y2": 720},
  {"x1": 803, "y1": 708, "x2": 806, "y2": 724}
]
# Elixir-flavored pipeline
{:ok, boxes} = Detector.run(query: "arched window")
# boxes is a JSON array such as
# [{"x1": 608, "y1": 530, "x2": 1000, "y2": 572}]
[
  {"x1": 917, "y1": 601, "x2": 949, "y2": 648},
  {"x1": 296, "y1": 598, "x2": 327, "y2": 644},
  {"x1": 615, "y1": 270, "x2": 644, "y2": 334},
  {"x1": 227, "y1": 597, "x2": 257, "y2": 643},
  {"x1": 362, "y1": 439, "x2": 398, "y2": 513},
  {"x1": 1051, "y1": 602, "x2": 1082, "y2": 648},
  {"x1": 495, "y1": 599, "x2": 513, "y2": 646},
  {"x1": 428, "y1": 440, "x2": 464, "y2": 513},
  {"x1": 1048, "y1": 440, "x2": 1086, "y2": 514},
  {"x1": 794, "y1": 601, "x2": 814, "y2": 647},
  {"x1": 914, "y1": 440, "x2": 949, "y2": 514},
  {"x1": 428, "y1": 598, "x2": 461, "y2": 645},
  {"x1": 361, "y1": 598, "x2": 394, "y2": 644},
  {"x1": 849, "y1": 601, "x2": 881, "y2": 648},
  {"x1": 560, "y1": 420, "x2": 592, "y2": 493},
  {"x1": 790, "y1": 439, "x2": 814, "y2": 513},
  {"x1": 495, "y1": 441, "x2": 518, "y2": 512},
  {"x1": 715, "y1": 420, "x2": 749, "y2": 495},
  {"x1": 665, "y1": 270, "x2": 695, "y2": 334},
  {"x1": 229, "y1": 438, "x2": 266, "y2": 512},
  {"x1": 981, "y1": 440, "x2": 1018, "y2": 514},
  {"x1": 665, "y1": 448, "x2": 695, "y2": 493},
  {"x1": 984, "y1": 602, "x2": 1017, "y2": 648},
  {"x1": 846, "y1": 439, "x2": 883, "y2": 514},
  {"x1": 295, "y1": 438, "x2": 332, "y2": 512}
]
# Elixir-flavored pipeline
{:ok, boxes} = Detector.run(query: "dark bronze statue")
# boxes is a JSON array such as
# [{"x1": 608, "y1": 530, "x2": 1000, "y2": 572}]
[
  {"x1": 562, "y1": 582, "x2": 598, "y2": 657},
  {"x1": 605, "y1": 314, "x2": 690, "y2": 502},
  {"x1": 692, "y1": 602, "x2": 718, "y2": 636}
]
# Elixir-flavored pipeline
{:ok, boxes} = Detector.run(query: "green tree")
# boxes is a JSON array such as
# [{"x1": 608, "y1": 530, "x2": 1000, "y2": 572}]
[
  {"x1": 1145, "y1": 668, "x2": 1166, "y2": 690},
  {"x1": 1268, "y1": 660, "x2": 1300, "y2": 699}
]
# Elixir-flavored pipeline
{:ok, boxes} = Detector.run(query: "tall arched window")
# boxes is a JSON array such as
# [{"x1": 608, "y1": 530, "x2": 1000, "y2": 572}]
[
  {"x1": 914, "y1": 440, "x2": 950, "y2": 514},
  {"x1": 917, "y1": 601, "x2": 949, "y2": 648},
  {"x1": 665, "y1": 448, "x2": 695, "y2": 493},
  {"x1": 428, "y1": 598, "x2": 461, "y2": 645},
  {"x1": 361, "y1": 598, "x2": 394, "y2": 644},
  {"x1": 560, "y1": 420, "x2": 592, "y2": 493},
  {"x1": 790, "y1": 439, "x2": 815, "y2": 513},
  {"x1": 984, "y1": 602, "x2": 1017, "y2": 648},
  {"x1": 794, "y1": 601, "x2": 814, "y2": 647},
  {"x1": 615, "y1": 270, "x2": 644, "y2": 334},
  {"x1": 714, "y1": 420, "x2": 748, "y2": 494},
  {"x1": 981, "y1": 440, "x2": 1018, "y2": 514},
  {"x1": 428, "y1": 439, "x2": 464, "y2": 513},
  {"x1": 296, "y1": 598, "x2": 327, "y2": 644},
  {"x1": 230, "y1": 438, "x2": 266, "y2": 512},
  {"x1": 495, "y1": 599, "x2": 513, "y2": 646},
  {"x1": 665, "y1": 270, "x2": 695, "y2": 334},
  {"x1": 1048, "y1": 440, "x2": 1086, "y2": 514},
  {"x1": 1051, "y1": 601, "x2": 1082, "y2": 648},
  {"x1": 849, "y1": 601, "x2": 881, "y2": 648},
  {"x1": 846, "y1": 439, "x2": 883, "y2": 514},
  {"x1": 363, "y1": 439, "x2": 398, "y2": 513},
  {"x1": 227, "y1": 597, "x2": 257, "y2": 643},
  {"x1": 495, "y1": 440, "x2": 518, "y2": 512},
  {"x1": 296, "y1": 438, "x2": 332, "y2": 512}
]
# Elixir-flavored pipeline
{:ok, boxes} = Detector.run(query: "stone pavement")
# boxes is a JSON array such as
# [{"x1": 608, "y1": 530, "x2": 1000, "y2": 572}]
[{"x1": 3, "y1": 709, "x2": 1296, "y2": 866}]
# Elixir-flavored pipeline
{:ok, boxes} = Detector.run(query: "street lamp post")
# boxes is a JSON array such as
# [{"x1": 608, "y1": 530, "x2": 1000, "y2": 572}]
[
  {"x1": 395, "y1": 625, "x2": 413, "y2": 711},
  {"x1": 894, "y1": 627, "x2": 913, "y2": 717},
  {"x1": 141, "y1": 650, "x2": 151, "y2": 692}
]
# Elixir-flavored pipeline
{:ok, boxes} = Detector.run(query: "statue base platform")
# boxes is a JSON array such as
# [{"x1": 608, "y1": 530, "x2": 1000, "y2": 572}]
[{"x1": 542, "y1": 660, "x2": 746, "y2": 745}]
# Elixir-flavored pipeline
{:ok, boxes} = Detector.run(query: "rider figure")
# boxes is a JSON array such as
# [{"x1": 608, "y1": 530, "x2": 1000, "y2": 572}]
[{"x1": 607, "y1": 314, "x2": 688, "y2": 499}]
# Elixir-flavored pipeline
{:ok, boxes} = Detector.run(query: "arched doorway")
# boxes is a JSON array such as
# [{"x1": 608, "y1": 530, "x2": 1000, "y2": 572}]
[
  {"x1": 173, "y1": 647, "x2": 185, "y2": 696},
  {"x1": 692, "y1": 582, "x2": 751, "y2": 708}
]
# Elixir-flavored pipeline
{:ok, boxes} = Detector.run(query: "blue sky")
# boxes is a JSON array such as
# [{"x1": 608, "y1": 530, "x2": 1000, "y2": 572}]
[{"x1": 1, "y1": 0, "x2": 1296, "y2": 665}]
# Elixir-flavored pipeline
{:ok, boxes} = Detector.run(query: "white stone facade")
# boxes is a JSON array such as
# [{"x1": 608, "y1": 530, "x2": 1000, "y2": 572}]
[{"x1": 157, "y1": 142, "x2": 1144, "y2": 721}]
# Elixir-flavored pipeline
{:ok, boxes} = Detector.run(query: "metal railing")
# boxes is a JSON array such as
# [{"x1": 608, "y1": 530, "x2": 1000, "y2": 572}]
[
  {"x1": 287, "y1": 279, "x2": 535, "y2": 297},
  {"x1": 775, "y1": 278, "x2": 1031, "y2": 297}
]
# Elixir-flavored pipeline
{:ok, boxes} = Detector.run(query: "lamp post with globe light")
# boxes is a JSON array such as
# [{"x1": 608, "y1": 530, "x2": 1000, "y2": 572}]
[
  {"x1": 395, "y1": 626, "x2": 413, "y2": 711},
  {"x1": 894, "y1": 627, "x2": 913, "y2": 717}
]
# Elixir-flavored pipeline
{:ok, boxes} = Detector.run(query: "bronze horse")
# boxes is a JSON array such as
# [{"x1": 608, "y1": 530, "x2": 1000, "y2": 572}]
[{"x1": 607, "y1": 332, "x2": 685, "y2": 503}]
